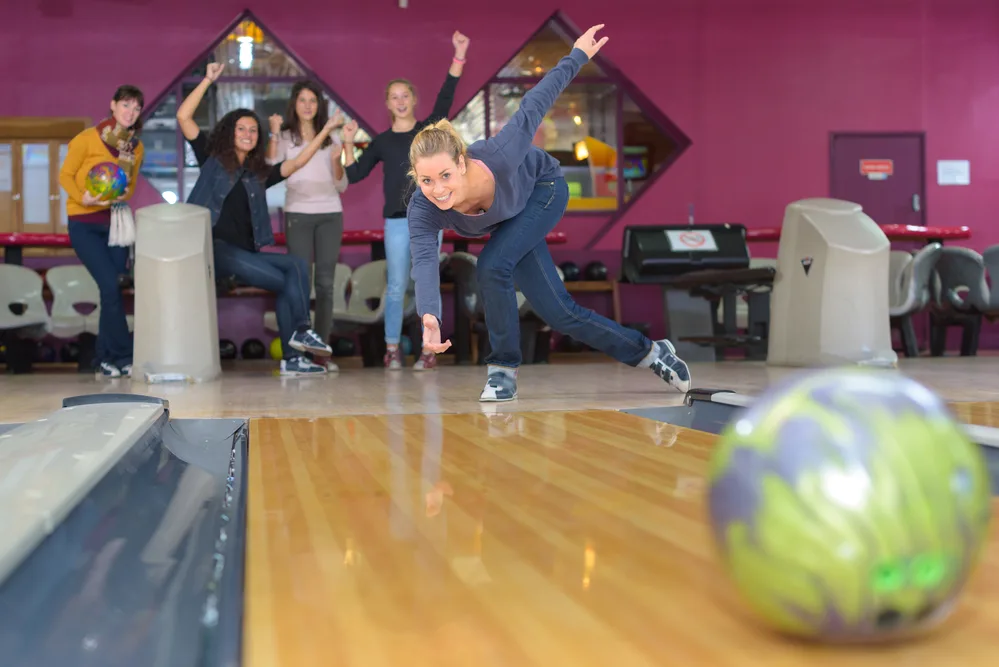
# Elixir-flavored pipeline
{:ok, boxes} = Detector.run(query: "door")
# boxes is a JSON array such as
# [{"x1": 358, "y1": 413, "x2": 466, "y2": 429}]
[{"x1": 829, "y1": 133, "x2": 925, "y2": 227}]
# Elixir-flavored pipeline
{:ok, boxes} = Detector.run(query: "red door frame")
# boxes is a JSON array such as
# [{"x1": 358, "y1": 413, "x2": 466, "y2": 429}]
[{"x1": 828, "y1": 131, "x2": 928, "y2": 227}]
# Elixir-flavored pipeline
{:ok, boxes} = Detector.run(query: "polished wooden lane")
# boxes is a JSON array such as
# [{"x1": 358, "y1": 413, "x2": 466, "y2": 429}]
[
  {"x1": 243, "y1": 410, "x2": 999, "y2": 667},
  {"x1": 3, "y1": 356, "x2": 999, "y2": 423}
]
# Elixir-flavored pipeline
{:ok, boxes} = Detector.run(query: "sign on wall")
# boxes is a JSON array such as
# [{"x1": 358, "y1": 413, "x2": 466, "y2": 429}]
[
  {"x1": 665, "y1": 229, "x2": 718, "y2": 252},
  {"x1": 937, "y1": 160, "x2": 970, "y2": 186},
  {"x1": 859, "y1": 159, "x2": 894, "y2": 180}
]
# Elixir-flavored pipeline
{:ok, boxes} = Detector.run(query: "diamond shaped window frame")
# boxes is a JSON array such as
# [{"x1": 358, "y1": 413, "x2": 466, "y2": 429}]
[
  {"x1": 137, "y1": 8, "x2": 377, "y2": 203},
  {"x1": 450, "y1": 10, "x2": 691, "y2": 248}
]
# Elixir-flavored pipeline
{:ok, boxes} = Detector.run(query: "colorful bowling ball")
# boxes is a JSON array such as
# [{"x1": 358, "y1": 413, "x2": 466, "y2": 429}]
[
  {"x1": 707, "y1": 368, "x2": 991, "y2": 642},
  {"x1": 85, "y1": 162, "x2": 128, "y2": 201}
]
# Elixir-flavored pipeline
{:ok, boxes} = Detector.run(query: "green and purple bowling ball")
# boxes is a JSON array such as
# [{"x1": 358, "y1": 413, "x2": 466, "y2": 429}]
[
  {"x1": 707, "y1": 368, "x2": 992, "y2": 643},
  {"x1": 85, "y1": 162, "x2": 128, "y2": 201}
]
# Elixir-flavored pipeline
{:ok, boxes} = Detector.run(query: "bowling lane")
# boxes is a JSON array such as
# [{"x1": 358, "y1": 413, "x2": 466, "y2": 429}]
[{"x1": 244, "y1": 410, "x2": 999, "y2": 667}]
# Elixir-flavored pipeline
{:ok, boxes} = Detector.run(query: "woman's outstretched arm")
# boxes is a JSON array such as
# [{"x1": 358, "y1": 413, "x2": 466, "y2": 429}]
[
  {"x1": 489, "y1": 25, "x2": 608, "y2": 157},
  {"x1": 279, "y1": 111, "x2": 344, "y2": 178},
  {"x1": 176, "y1": 63, "x2": 224, "y2": 141}
]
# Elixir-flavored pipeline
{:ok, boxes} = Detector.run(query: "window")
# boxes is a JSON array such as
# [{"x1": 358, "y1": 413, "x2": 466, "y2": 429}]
[
  {"x1": 138, "y1": 13, "x2": 374, "y2": 213},
  {"x1": 448, "y1": 13, "x2": 690, "y2": 213}
]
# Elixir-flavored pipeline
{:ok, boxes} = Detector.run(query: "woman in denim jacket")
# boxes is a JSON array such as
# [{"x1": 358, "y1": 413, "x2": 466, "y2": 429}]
[{"x1": 177, "y1": 62, "x2": 340, "y2": 376}]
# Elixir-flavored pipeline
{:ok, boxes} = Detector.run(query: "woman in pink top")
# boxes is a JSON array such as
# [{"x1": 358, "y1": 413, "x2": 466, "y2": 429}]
[{"x1": 268, "y1": 81, "x2": 347, "y2": 369}]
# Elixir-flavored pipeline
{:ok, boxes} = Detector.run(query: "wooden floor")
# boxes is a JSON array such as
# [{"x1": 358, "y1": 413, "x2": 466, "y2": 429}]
[
  {"x1": 244, "y1": 410, "x2": 999, "y2": 666},
  {"x1": 3, "y1": 355, "x2": 999, "y2": 423},
  {"x1": 4, "y1": 356, "x2": 999, "y2": 663}
]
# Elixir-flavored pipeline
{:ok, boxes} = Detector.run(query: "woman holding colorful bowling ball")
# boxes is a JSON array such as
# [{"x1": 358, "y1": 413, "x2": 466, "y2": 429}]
[{"x1": 59, "y1": 84, "x2": 146, "y2": 379}]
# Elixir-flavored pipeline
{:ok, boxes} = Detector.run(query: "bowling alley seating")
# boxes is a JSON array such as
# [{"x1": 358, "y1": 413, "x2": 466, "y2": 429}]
[
  {"x1": 928, "y1": 245, "x2": 999, "y2": 356},
  {"x1": 447, "y1": 251, "x2": 559, "y2": 364},
  {"x1": 0, "y1": 264, "x2": 51, "y2": 373},
  {"x1": 887, "y1": 243, "x2": 942, "y2": 357},
  {"x1": 262, "y1": 263, "x2": 353, "y2": 339}
]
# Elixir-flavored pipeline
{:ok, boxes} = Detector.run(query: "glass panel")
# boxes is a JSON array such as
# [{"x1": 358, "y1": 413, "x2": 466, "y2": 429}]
[
  {"x1": 190, "y1": 19, "x2": 304, "y2": 78},
  {"x1": 21, "y1": 143, "x2": 51, "y2": 227},
  {"x1": 0, "y1": 143, "x2": 11, "y2": 193},
  {"x1": 59, "y1": 143, "x2": 69, "y2": 228},
  {"x1": 139, "y1": 91, "x2": 180, "y2": 203},
  {"x1": 489, "y1": 83, "x2": 618, "y2": 211},
  {"x1": 452, "y1": 89, "x2": 486, "y2": 145},
  {"x1": 496, "y1": 23, "x2": 606, "y2": 79},
  {"x1": 621, "y1": 95, "x2": 680, "y2": 203}
]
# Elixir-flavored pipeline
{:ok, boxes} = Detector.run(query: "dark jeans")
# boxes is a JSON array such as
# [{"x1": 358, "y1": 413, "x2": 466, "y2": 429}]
[
  {"x1": 284, "y1": 211, "x2": 343, "y2": 343},
  {"x1": 67, "y1": 221, "x2": 132, "y2": 368},
  {"x1": 213, "y1": 240, "x2": 311, "y2": 360},
  {"x1": 478, "y1": 177, "x2": 653, "y2": 369}
]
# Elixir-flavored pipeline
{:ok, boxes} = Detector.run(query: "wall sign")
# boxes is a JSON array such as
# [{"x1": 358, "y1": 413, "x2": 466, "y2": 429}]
[
  {"x1": 665, "y1": 230, "x2": 718, "y2": 252},
  {"x1": 859, "y1": 159, "x2": 893, "y2": 180},
  {"x1": 937, "y1": 160, "x2": 970, "y2": 186}
]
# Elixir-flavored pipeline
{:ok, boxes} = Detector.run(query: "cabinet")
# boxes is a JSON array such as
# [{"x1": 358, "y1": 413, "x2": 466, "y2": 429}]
[{"x1": 0, "y1": 117, "x2": 89, "y2": 253}]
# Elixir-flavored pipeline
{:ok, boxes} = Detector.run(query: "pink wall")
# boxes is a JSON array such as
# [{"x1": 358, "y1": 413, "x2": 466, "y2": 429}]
[{"x1": 5, "y1": 0, "x2": 998, "y2": 350}]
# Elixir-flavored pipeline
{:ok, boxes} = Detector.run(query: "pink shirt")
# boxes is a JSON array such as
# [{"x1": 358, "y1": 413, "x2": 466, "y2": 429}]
[{"x1": 271, "y1": 130, "x2": 349, "y2": 214}]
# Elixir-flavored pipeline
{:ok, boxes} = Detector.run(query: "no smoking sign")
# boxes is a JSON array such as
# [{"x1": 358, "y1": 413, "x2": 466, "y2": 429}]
[{"x1": 666, "y1": 229, "x2": 719, "y2": 252}]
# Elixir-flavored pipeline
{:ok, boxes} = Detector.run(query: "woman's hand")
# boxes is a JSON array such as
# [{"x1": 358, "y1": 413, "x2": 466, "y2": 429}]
[
  {"x1": 422, "y1": 313, "x2": 452, "y2": 354},
  {"x1": 269, "y1": 114, "x2": 283, "y2": 135},
  {"x1": 326, "y1": 109, "x2": 344, "y2": 131},
  {"x1": 341, "y1": 119, "x2": 358, "y2": 143},
  {"x1": 81, "y1": 191, "x2": 109, "y2": 207},
  {"x1": 205, "y1": 62, "x2": 224, "y2": 82},
  {"x1": 452, "y1": 31, "x2": 470, "y2": 59},
  {"x1": 573, "y1": 24, "x2": 608, "y2": 59}
]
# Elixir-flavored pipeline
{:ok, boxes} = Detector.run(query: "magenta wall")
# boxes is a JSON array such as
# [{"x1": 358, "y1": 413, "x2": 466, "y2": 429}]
[{"x1": 5, "y1": 0, "x2": 998, "y2": 349}]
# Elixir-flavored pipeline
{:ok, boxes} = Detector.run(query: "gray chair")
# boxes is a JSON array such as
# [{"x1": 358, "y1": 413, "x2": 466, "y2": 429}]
[
  {"x1": 888, "y1": 243, "x2": 941, "y2": 357},
  {"x1": 446, "y1": 252, "x2": 553, "y2": 364},
  {"x1": 928, "y1": 246, "x2": 991, "y2": 356}
]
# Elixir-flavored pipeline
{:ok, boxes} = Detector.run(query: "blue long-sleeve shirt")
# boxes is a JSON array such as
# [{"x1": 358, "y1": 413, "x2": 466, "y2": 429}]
[{"x1": 407, "y1": 47, "x2": 590, "y2": 321}]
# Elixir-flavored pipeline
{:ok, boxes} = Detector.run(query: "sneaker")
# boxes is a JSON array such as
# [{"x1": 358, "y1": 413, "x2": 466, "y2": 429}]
[
  {"x1": 479, "y1": 370, "x2": 518, "y2": 402},
  {"x1": 413, "y1": 350, "x2": 437, "y2": 371},
  {"x1": 384, "y1": 346, "x2": 403, "y2": 370},
  {"x1": 288, "y1": 329, "x2": 332, "y2": 357},
  {"x1": 649, "y1": 339, "x2": 691, "y2": 393},
  {"x1": 280, "y1": 356, "x2": 327, "y2": 376},
  {"x1": 121, "y1": 364, "x2": 133, "y2": 377},
  {"x1": 97, "y1": 362, "x2": 121, "y2": 378}
]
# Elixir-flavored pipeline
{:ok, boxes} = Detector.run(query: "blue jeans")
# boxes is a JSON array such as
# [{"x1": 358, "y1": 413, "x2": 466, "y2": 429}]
[
  {"x1": 213, "y1": 240, "x2": 311, "y2": 360},
  {"x1": 384, "y1": 217, "x2": 442, "y2": 345},
  {"x1": 478, "y1": 178, "x2": 653, "y2": 368},
  {"x1": 67, "y1": 221, "x2": 132, "y2": 368}
]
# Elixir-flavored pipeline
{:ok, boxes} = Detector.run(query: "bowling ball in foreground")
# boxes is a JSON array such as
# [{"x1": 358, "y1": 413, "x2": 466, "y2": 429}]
[
  {"x1": 707, "y1": 368, "x2": 992, "y2": 643},
  {"x1": 85, "y1": 162, "x2": 128, "y2": 201}
]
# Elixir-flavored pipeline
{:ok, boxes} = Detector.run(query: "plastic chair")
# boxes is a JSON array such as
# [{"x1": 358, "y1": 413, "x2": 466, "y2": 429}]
[
  {"x1": 888, "y1": 243, "x2": 941, "y2": 357},
  {"x1": 0, "y1": 265, "x2": 49, "y2": 334},
  {"x1": 45, "y1": 265, "x2": 98, "y2": 338}
]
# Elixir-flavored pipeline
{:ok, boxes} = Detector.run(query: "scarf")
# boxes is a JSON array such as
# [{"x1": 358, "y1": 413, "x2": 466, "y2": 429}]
[{"x1": 96, "y1": 117, "x2": 139, "y2": 175}]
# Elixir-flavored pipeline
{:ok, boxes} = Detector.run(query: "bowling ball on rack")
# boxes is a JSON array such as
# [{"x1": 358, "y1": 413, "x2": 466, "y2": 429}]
[
  {"x1": 85, "y1": 162, "x2": 128, "y2": 201},
  {"x1": 241, "y1": 338, "x2": 266, "y2": 359},
  {"x1": 707, "y1": 367, "x2": 991, "y2": 643},
  {"x1": 583, "y1": 261, "x2": 608, "y2": 281},
  {"x1": 558, "y1": 261, "x2": 580, "y2": 281},
  {"x1": 219, "y1": 339, "x2": 238, "y2": 360}
]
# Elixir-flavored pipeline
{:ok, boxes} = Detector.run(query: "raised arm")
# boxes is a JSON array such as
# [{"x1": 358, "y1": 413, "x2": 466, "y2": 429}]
[
  {"x1": 266, "y1": 114, "x2": 284, "y2": 164},
  {"x1": 342, "y1": 120, "x2": 382, "y2": 183},
  {"x1": 491, "y1": 25, "x2": 608, "y2": 152},
  {"x1": 279, "y1": 113, "x2": 343, "y2": 178},
  {"x1": 331, "y1": 142, "x2": 348, "y2": 193},
  {"x1": 176, "y1": 63, "x2": 224, "y2": 141},
  {"x1": 425, "y1": 31, "x2": 470, "y2": 123}
]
